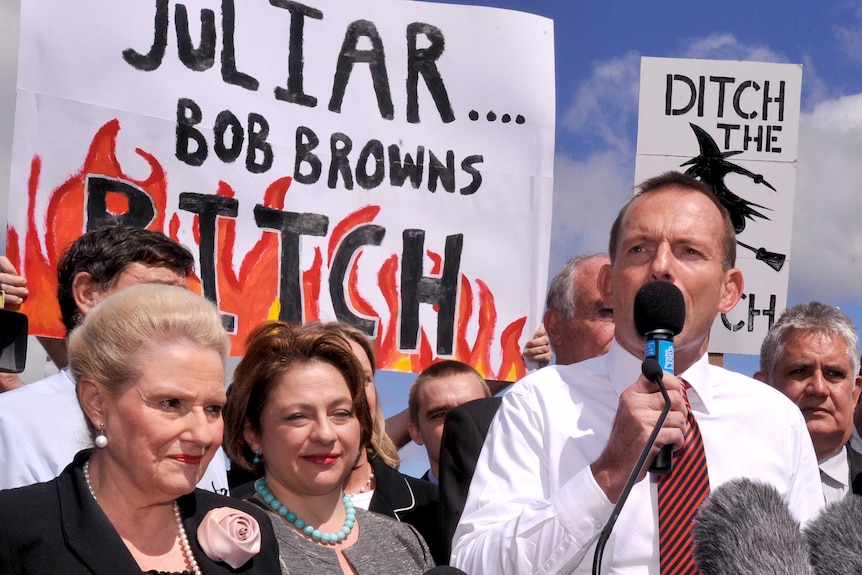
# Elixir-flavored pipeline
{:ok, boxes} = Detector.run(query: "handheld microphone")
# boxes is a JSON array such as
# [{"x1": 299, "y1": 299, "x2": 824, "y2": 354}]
[
  {"x1": 634, "y1": 281, "x2": 685, "y2": 474},
  {"x1": 592, "y1": 282, "x2": 686, "y2": 575}
]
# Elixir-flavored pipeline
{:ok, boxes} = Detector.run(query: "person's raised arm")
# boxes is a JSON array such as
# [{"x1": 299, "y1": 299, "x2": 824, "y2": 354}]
[
  {"x1": 385, "y1": 408, "x2": 413, "y2": 450},
  {"x1": 0, "y1": 256, "x2": 28, "y2": 310},
  {"x1": 0, "y1": 256, "x2": 28, "y2": 391},
  {"x1": 522, "y1": 323, "x2": 552, "y2": 369}
]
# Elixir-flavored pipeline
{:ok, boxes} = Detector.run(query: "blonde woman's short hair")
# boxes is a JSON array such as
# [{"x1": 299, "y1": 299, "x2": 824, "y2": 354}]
[{"x1": 68, "y1": 283, "x2": 229, "y2": 433}]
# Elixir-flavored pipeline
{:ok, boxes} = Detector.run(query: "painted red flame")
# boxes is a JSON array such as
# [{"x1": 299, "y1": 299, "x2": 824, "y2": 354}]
[
  {"x1": 8, "y1": 121, "x2": 527, "y2": 380},
  {"x1": 12, "y1": 120, "x2": 168, "y2": 337}
]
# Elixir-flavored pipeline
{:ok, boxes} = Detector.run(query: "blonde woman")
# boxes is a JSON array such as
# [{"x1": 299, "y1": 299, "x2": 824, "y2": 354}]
[{"x1": 0, "y1": 284, "x2": 278, "y2": 574}]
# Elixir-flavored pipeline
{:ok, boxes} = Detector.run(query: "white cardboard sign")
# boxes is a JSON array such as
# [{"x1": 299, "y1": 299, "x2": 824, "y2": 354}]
[
  {"x1": 635, "y1": 56, "x2": 802, "y2": 355},
  {"x1": 7, "y1": 0, "x2": 555, "y2": 379}
]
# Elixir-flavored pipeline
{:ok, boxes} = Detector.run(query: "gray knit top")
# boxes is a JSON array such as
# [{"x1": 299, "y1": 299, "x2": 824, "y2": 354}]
[{"x1": 256, "y1": 504, "x2": 436, "y2": 574}]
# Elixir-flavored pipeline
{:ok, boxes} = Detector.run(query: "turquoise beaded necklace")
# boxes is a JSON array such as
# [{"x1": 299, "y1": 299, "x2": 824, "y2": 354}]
[{"x1": 254, "y1": 477, "x2": 356, "y2": 545}]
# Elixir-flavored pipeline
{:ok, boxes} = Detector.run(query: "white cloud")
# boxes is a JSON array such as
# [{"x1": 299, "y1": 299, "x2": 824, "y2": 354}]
[
  {"x1": 548, "y1": 151, "x2": 632, "y2": 274},
  {"x1": 561, "y1": 51, "x2": 640, "y2": 157},
  {"x1": 790, "y1": 94, "x2": 862, "y2": 301},
  {"x1": 837, "y1": 28, "x2": 862, "y2": 64},
  {"x1": 798, "y1": 54, "x2": 831, "y2": 110},
  {"x1": 682, "y1": 33, "x2": 784, "y2": 63},
  {"x1": 835, "y1": 1, "x2": 862, "y2": 64}
]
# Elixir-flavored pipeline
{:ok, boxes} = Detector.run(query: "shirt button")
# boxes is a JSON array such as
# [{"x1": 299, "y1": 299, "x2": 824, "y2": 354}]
[{"x1": 593, "y1": 519, "x2": 603, "y2": 529}]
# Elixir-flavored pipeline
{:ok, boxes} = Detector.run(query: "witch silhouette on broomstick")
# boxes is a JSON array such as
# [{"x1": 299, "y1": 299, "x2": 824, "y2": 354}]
[{"x1": 681, "y1": 122, "x2": 786, "y2": 272}]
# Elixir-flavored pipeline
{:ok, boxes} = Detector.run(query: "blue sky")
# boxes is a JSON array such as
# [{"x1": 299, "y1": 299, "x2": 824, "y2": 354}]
[{"x1": 3, "y1": 0, "x2": 862, "y2": 477}]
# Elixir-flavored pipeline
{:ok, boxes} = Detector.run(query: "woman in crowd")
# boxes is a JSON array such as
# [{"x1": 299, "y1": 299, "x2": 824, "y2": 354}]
[
  {"x1": 0, "y1": 284, "x2": 279, "y2": 574},
  {"x1": 320, "y1": 322, "x2": 444, "y2": 564},
  {"x1": 223, "y1": 321, "x2": 435, "y2": 574}
]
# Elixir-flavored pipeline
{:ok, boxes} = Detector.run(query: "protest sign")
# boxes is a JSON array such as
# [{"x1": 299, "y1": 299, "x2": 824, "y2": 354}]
[
  {"x1": 635, "y1": 57, "x2": 801, "y2": 355},
  {"x1": 7, "y1": 0, "x2": 555, "y2": 379}
]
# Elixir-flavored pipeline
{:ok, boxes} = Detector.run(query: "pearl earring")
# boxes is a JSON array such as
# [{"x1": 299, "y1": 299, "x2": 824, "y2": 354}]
[{"x1": 94, "y1": 422, "x2": 108, "y2": 448}]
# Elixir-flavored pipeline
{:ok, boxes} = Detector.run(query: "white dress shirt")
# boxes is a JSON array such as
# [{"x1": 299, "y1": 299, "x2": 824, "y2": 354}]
[
  {"x1": 450, "y1": 342, "x2": 825, "y2": 574},
  {"x1": 0, "y1": 369, "x2": 229, "y2": 494},
  {"x1": 819, "y1": 446, "x2": 850, "y2": 504}
]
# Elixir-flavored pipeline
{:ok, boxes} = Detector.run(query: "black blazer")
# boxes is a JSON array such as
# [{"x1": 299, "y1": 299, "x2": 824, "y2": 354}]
[
  {"x1": 437, "y1": 396, "x2": 503, "y2": 563},
  {"x1": 369, "y1": 455, "x2": 445, "y2": 566},
  {"x1": 849, "y1": 445, "x2": 862, "y2": 495},
  {"x1": 0, "y1": 450, "x2": 280, "y2": 575}
]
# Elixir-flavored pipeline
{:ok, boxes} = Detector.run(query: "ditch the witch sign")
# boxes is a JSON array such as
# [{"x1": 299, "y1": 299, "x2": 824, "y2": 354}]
[
  {"x1": 635, "y1": 56, "x2": 802, "y2": 355},
  {"x1": 7, "y1": 0, "x2": 555, "y2": 380}
]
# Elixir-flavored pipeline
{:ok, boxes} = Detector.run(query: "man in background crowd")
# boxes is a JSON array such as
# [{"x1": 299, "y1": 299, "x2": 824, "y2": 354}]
[
  {"x1": 407, "y1": 360, "x2": 491, "y2": 483},
  {"x1": 854, "y1": 358, "x2": 862, "y2": 453},
  {"x1": 755, "y1": 301, "x2": 862, "y2": 500},
  {"x1": 529, "y1": 253, "x2": 614, "y2": 367}
]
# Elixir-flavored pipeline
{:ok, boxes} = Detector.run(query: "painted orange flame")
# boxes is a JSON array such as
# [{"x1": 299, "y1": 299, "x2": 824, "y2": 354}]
[
  {"x1": 12, "y1": 120, "x2": 168, "y2": 337},
  {"x1": 8, "y1": 121, "x2": 527, "y2": 380}
]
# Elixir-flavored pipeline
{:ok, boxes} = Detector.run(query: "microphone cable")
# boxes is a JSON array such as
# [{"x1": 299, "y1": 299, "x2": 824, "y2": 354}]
[{"x1": 591, "y1": 357, "x2": 670, "y2": 575}]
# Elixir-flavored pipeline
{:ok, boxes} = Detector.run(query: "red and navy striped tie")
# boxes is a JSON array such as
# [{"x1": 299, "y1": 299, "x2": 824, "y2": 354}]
[{"x1": 657, "y1": 381, "x2": 710, "y2": 574}]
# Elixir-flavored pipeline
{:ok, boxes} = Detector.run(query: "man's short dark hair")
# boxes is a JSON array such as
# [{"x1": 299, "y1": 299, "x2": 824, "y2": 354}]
[
  {"x1": 608, "y1": 171, "x2": 737, "y2": 271},
  {"x1": 57, "y1": 226, "x2": 194, "y2": 333},
  {"x1": 408, "y1": 360, "x2": 490, "y2": 427}
]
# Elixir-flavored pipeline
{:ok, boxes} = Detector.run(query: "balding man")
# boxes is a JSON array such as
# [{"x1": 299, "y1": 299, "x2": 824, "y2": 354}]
[
  {"x1": 437, "y1": 253, "x2": 614, "y2": 562},
  {"x1": 451, "y1": 171, "x2": 823, "y2": 573}
]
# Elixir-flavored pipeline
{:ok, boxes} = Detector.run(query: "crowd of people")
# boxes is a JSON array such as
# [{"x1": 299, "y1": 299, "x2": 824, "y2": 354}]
[{"x1": 0, "y1": 170, "x2": 859, "y2": 574}]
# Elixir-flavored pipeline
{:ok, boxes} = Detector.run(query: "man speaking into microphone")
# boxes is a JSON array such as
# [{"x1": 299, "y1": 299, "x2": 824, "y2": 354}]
[{"x1": 450, "y1": 172, "x2": 824, "y2": 574}]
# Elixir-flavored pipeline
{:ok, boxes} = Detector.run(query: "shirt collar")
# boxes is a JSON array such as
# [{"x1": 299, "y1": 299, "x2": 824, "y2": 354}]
[
  {"x1": 62, "y1": 367, "x2": 76, "y2": 386},
  {"x1": 678, "y1": 352, "x2": 713, "y2": 414},
  {"x1": 819, "y1": 445, "x2": 849, "y2": 488},
  {"x1": 604, "y1": 339, "x2": 714, "y2": 414}
]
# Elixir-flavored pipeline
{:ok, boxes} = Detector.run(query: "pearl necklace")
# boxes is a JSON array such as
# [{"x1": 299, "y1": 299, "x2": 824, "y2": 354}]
[
  {"x1": 254, "y1": 477, "x2": 356, "y2": 545},
  {"x1": 83, "y1": 461, "x2": 201, "y2": 575},
  {"x1": 347, "y1": 469, "x2": 375, "y2": 497}
]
